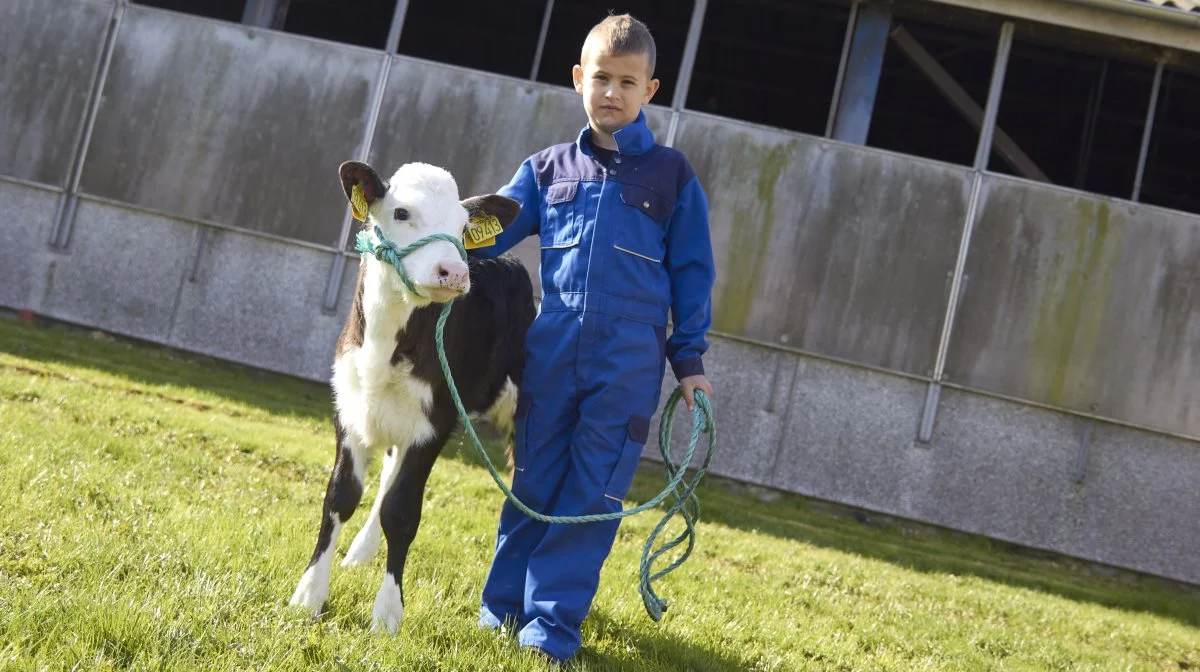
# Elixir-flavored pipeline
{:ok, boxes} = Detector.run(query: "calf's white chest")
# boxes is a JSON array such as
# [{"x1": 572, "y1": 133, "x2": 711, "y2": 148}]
[{"x1": 332, "y1": 265, "x2": 435, "y2": 452}]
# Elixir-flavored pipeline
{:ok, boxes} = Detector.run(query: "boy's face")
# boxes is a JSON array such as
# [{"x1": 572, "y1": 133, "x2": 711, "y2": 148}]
[{"x1": 572, "y1": 48, "x2": 660, "y2": 137}]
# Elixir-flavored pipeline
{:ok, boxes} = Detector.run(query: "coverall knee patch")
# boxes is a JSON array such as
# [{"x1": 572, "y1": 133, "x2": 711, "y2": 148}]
[{"x1": 604, "y1": 416, "x2": 651, "y2": 502}]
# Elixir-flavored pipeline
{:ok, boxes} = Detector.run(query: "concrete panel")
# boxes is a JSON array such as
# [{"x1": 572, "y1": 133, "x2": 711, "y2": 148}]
[
  {"x1": 0, "y1": 0, "x2": 111, "y2": 186},
  {"x1": 170, "y1": 229, "x2": 346, "y2": 382},
  {"x1": 79, "y1": 6, "x2": 376, "y2": 247},
  {"x1": 946, "y1": 175, "x2": 1200, "y2": 440},
  {"x1": 929, "y1": 387, "x2": 1199, "y2": 585},
  {"x1": 0, "y1": 182, "x2": 60, "y2": 310},
  {"x1": 36, "y1": 199, "x2": 194, "y2": 341},
  {"x1": 740, "y1": 346, "x2": 1199, "y2": 584},
  {"x1": 674, "y1": 113, "x2": 970, "y2": 377},
  {"x1": 369, "y1": 58, "x2": 672, "y2": 199},
  {"x1": 768, "y1": 356, "x2": 929, "y2": 508},
  {"x1": 649, "y1": 336, "x2": 799, "y2": 486}
]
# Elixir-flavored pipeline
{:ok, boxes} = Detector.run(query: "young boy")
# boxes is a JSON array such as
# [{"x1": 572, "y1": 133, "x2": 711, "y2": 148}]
[{"x1": 469, "y1": 13, "x2": 715, "y2": 664}]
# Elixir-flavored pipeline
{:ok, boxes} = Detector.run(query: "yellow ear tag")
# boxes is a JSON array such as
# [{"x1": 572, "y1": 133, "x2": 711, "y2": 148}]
[
  {"x1": 350, "y1": 182, "x2": 369, "y2": 222},
  {"x1": 464, "y1": 213, "x2": 503, "y2": 250}
]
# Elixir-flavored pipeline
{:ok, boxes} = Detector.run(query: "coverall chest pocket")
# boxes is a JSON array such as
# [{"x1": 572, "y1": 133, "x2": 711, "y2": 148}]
[
  {"x1": 541, "y1": 180, "x2": 582, "y2": 249},
  {"x1": 614, "y1": 183, "x2": 672, "y2": 264}
]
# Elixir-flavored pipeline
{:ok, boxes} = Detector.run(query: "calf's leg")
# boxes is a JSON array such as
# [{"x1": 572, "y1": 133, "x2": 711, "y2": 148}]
[
  {"x1": 342, "y1": 445, "x2": 405, "y2": 567},
  {"x1": 371, "y1": 421, "x2": 452, "y2": 633},
  {"x1": 290, "y1": 418, "x2": 368, "y2": 615}
]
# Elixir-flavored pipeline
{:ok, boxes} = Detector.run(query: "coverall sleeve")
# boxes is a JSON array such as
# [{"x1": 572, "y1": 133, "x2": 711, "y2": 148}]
[
  {"x1": 663, "y1": 175, "x2": 716, "y2": 380},
  {"x1": 468, "y1": 159, "x2": 540, "y2": 259}
]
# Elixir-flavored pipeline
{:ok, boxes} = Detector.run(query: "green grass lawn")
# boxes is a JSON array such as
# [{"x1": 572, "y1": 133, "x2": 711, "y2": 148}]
[{"x1": 1, "y1": 317, "x2": 1197, "y2": 671}]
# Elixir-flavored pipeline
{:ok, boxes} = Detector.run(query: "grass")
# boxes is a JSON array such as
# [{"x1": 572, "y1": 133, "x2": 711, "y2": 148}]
[{"x1": 0, "y1": 316, "x2": 1197, "y2": 671}]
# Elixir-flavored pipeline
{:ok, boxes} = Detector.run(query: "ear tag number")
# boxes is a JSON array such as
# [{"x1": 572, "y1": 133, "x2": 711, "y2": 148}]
[{"x1": 464, "y1": 213, "x2": 502, "y2": 250}]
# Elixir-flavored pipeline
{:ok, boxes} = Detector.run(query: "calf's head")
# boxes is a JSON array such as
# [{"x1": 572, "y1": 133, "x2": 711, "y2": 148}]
[{"x1": 339, "y1": 161, "x2": 519, "y2": 303}]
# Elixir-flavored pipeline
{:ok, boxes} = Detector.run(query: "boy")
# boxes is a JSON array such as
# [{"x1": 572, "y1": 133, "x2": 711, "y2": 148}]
[{"x1": 469, "y1": 13, "x2": 715, "y2": 664}]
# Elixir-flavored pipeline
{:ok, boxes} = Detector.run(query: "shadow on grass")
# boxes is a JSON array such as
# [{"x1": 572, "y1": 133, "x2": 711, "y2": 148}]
[
  {"x1": 0, "y1": 317, "x2": 333, "y2": 422},
  {"x1": 6, "y1": 316, "x2": 1198, "y2": 634},
  {"x1": 577, "y1": 609, "x2": 754, "y2": 672},
  {"x1": 448, "y1": 425, "x2": 1200, "y2": 633}
]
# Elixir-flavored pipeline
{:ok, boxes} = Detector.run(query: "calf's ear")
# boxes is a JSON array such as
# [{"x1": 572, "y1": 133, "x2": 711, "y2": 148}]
[
  {"x1": 461, "y1": 194, "x2": 521, "y2": 230},
  {"x1": 338, "y1": 161, "x2": 388, "y2": 221}
]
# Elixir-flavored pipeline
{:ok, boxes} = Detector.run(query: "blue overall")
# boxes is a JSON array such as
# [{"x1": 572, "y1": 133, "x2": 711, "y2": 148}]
[{"x1": 471, "y1": 111, "x2": 715, "y2": 660}]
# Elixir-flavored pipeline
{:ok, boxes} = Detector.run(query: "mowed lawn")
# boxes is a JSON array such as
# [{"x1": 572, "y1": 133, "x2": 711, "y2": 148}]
[{"x1": 0, "y1": 318, "x2": 1197, "y2": 672}]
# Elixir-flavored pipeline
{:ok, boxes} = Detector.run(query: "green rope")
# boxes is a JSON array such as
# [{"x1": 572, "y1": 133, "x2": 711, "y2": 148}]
[{"x1": 358, "y1": 226, "x2": 718, "y2": 621}]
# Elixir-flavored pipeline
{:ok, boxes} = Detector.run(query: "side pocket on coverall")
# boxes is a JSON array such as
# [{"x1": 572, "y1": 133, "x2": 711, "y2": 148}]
[{"x1": 604, "y1": 415, "x2": 651, "y2": 504}]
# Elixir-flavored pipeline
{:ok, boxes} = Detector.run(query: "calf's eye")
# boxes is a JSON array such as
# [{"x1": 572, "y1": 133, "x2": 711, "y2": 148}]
[{"x1": 394, "y1": 208, "x2": 409, "y2": 222}]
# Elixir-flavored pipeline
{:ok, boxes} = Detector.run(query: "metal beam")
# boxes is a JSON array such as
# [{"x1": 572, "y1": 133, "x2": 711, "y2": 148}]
[
  {"x1": 50, "y1": 1, "x2": 125, "y2": 250},
  {"x1": 530, "y1": 0, "x2": 555, "y2": 81},
  {"x1": 890, "y1": 25, "x2": 1047, "y2": 181},
  {"x1": 1131, "y1": 59, "x2": 1165, "y2": 202},
  {"x1": 1074, "y1": 59, "x2": 1108, "y2": 189},
  {"x1": 919, "y1": 20, "x2": 1015, "y2": 442},
  {"x1": 918, "y1": 0, "x2": 1200, "y2": 56},
  {"x1": 242, "y1": 0, "x2": 290, "y2": 29},
  {"x1": 825, "y1": 1, "x2": 861, "y2": 138},
  {"x1": 322, "y1": 0, "x2": 411, "y2": 313},
  {"x1": 384, "y1": 0, "x2": 409, "y2": 54},
  {"x1": 665, "y1": 0, "x2": 709, "y2": 147},
  {"x1": 830, "y1": 4, "x2": 891, "y2": 145}
]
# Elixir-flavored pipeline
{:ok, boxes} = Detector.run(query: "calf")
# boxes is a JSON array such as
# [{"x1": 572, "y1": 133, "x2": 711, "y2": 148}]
[{"x1": 289, "y1": 160, "x2": 535, "y2": 633}]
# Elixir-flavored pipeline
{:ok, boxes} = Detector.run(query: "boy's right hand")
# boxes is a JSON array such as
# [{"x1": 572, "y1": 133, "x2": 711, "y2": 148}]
[{"x1": 679, "y1": 375, "x2": 713, "y2": 412}]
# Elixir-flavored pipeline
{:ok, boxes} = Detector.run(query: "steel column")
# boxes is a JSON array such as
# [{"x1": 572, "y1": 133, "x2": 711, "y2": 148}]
[
  {"x1": 829, "y1": 4, "x2": 891, "y2": 145},
  {"x1": 321, "y1": 0, "x2": 410, "y2": 313},
  {"x1": 242, "y1": 0, "x2": 290, "y2": 29},
  {"x1": 665, "y1": 0, "x2": 709, "y2": 148},
  {"x1": 919, "y1": 20, "x2": 1015, "y2": 442},
  {"x1": 1131, "y1": 59, "x2": 1165, "y2": 202},
  {"x1": 530, "y1": 0, "x2": 555, "y2": 81},
  {"x1": 50, "y1": 1, "x2": 126, "y2": 251},
  {"x1": 825, "y1": 1, "x2": 861, "y2": 138}
]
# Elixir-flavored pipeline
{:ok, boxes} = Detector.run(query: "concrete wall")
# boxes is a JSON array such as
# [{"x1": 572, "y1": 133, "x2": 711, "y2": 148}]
[{"x1": 1, "y1": 4, "x2": 1197, "y2": 585}]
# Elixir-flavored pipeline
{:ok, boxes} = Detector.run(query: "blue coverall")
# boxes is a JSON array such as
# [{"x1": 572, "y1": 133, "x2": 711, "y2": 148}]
[{"x1": 471, "y1": 111, "x2": 715, "y2": 660}]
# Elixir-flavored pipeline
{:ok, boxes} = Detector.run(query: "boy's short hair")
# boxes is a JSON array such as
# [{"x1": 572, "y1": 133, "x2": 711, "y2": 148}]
[{"x1": 583, "y1": 13, "x2": 657, "y2": 77}]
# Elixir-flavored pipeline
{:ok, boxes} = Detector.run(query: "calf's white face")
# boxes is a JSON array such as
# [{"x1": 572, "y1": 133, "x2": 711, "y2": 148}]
[{"x1": 339, "y1": 160, "x2": 520, "y2": 303}]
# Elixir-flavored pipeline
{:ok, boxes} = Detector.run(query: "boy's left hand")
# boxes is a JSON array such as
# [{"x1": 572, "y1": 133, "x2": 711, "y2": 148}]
[{"x1": 680, "y1": 375, "x2": 713, "y2": 412}]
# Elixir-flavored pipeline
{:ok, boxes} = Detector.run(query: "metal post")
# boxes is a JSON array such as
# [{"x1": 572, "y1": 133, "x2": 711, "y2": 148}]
[
  {"x1": 829, "y1": 4, "x2": 891, "y2": 144},
  {"x1": 384, "y1": 0, "x2": 409, "y2": 54},
  {"x1": 242, "y1": 0, "x2": 289, "y2": 29},
  {"x1": 665, "y1": 0, "x2": 708, "y2": 148},
  {"x1": 825, "y1": 0, "x2": 860, "y2": 139},
  {"x1": 1131, "y1": 59, "x2": 1164, "y2": 202},
  {"x1": 1074, "y1": 59, "x2": 1107, "y2": 189},
  {"x1": 321, "y1": 0, "x2": 410, "y2": 313},
  {"x1": 530, "y1": 0, "x2": 555, "y2": 81},
  {"x1": 919, "y1": 20, "x2": 1014, "y2": 443},
  {"x1": 972, "y1": 22, "x2": 1014, "y2": 171},
  {"x1": 50, "y1": 0, "x2": 126, "y2": 250}
]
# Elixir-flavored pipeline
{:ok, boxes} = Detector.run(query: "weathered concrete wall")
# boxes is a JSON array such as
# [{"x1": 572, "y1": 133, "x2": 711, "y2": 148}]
[
  {"x1": 1, "y1": 5, "x2": 1197, "y2": 586},
  {"x1": 675, "y1": 113, "x2": 971, "y2": 378},
  {"x1": 79, "y1": 5, "x2": 377, "y2": 247},
  {"x1": 0, "y1": 0, "x2": 112, "y2": 187},
  {"x1": 652, "y1": 336, "x2": 1200, "y2": 585},
  {"x1": 946, "y1": 175, "x2": 1200, "y2": 439}
]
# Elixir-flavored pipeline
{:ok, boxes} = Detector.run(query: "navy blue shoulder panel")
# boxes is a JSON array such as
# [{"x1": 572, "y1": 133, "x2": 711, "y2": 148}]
[
  {"x1": 531, "y1": 142, "x2": 697, "y2": 200},
  {"x1": 629, "y1": 146, "x2": 697, "y2": 201},
  {"x1": 531, "y1": 143, "x2": 604, "y2": 185}
]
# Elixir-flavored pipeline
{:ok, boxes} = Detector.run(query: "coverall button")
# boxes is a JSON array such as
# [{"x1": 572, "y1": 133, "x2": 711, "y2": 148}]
[{"x1": 643, "y1": 201, "x2": 650, "y2": 208}]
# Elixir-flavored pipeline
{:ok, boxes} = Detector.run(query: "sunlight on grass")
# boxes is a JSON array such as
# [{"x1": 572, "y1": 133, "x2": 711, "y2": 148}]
[{"x1": 1, "y1": 319, "x2": 1197, "y2": 671}]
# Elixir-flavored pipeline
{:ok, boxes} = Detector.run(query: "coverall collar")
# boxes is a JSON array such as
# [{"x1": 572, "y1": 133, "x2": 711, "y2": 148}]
[{"x1": 577, "y1": 110, "x2": 655, "y2": 157}]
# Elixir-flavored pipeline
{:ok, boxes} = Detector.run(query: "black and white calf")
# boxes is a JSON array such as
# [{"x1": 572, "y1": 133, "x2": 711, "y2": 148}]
[{"x1": 289, "y1": 160, "x2": 535, "y2": 633}]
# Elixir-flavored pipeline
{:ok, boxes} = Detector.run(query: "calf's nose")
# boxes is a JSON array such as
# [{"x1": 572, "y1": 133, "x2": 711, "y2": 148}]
[{"x1": 435, "y1": 259, "x2": 470, "y2": 292}]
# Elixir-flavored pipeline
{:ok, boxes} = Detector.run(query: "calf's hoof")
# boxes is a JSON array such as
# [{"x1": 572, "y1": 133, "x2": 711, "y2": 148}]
[{"x1": 371, "y1": 576, "x2": 404, "y2": 634}]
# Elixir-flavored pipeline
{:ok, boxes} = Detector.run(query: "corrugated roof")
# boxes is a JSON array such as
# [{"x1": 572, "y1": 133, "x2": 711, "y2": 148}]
[{"x1": 1138, "y1": 0, "x2": 1199, "y2": 12}]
